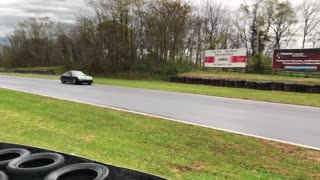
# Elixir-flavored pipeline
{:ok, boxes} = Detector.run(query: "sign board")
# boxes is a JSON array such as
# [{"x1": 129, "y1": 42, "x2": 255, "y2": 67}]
[
  {"x1": 204, "y1": 49, "x2": 247, "y2": 68},
  {"x1": 273, "y1": 49, "x2": 320, "y2": 70}
]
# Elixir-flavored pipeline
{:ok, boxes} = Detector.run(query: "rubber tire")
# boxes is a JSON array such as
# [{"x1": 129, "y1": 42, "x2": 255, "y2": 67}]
[
  {"x1": 0, "y1": 148, "x2": 30, "y2": 169},
  {"x1": 7, "y1": 152, "x2": 65, "y2": 176},
  {"x1": 0, "y1": 170, "x2": 8, "y2": 180},
  {"x1": 72, "y1": 78, "x2": 78, "y2": 85},
  {"x1": 44, "y1": 163, "x2": 110, "y2": 180},
  {"x1": 60, "y1": 77, "x2": 66, "y2": 84}
]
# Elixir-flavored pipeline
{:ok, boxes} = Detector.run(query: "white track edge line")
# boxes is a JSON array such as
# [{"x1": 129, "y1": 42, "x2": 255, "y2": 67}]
[{"x1": 2, "y1": 87, "x2": 320, "y2": 151}]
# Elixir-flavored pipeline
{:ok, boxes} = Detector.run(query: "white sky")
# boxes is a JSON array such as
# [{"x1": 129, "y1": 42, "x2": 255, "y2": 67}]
[
  {"x1": 0, "y1": 0, "x2": 88, "y2": 41},
  {"x1": 0, "y1": 0, "x2": 302, "y2": 43}
]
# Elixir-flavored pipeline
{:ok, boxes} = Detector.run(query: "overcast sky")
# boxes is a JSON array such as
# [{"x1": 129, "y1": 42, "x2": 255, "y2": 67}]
[
  {"x1": 0, "y1": 0, "x2": 88, "y2": 41},
  {"x1": 0, "y1": 0, "x2": 302, "y2": 43}
]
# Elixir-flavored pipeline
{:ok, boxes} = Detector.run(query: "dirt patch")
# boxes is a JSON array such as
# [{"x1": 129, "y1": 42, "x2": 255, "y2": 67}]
[
  {"x1": 211, "y1": 142, "x2": 234, "y2": 155},
  {"x1": 82, "y1": 135, "x2": 96, "y2": 142},
  {"x1": 0, "y1": 109, "x2": 20, "y2": 119},
  {"x1": 262, "y1": 140, "x2": 320, "y2": 162},
  {"x1": 172, "y1": 162, "x2": 206, "y2": 173}
]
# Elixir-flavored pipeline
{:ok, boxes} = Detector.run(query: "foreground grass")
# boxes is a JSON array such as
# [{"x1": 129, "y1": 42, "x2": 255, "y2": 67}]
[
  {"x1": 181, "y1": 71, "x2": 320, "y2": 85},
  {"x1": 0, "y1": 88, "x2": 319, "y2": 179},
  {"x1": 1, "y1": 72, "x2": 320, "y2": 107}
]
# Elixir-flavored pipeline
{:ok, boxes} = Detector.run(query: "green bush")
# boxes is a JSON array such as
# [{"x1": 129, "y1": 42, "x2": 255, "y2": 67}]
[
  {"x1": 248, "y1": 54, "x2": 272, "y2": 73},
  {"x1": 132, "y1": 54, "x2": 193, "y2": 79}
]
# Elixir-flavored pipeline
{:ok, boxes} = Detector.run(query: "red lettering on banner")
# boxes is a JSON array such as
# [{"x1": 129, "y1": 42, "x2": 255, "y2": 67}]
[
  {"x1": 205, "y1": 56, "x2": 215, "y2": 63},
  {"x1": 231, "y1": 56, "x2": 247, "y2": 63}
]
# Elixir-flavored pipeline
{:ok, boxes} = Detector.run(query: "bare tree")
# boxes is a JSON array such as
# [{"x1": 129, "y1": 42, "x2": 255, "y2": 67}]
[
  {"x1": 202, "y1": 1, "x2": 229, "y2": 49},
  {"x1": 263, "y1": 0, "x2": 297, "y2": 49},
  {"x1": 234, "y1": 0, "x2": 268, "y2": 57},
  {"x1": 6, "y1": 17, "x2": 59, "y2": 67},
  {"x1": 144, "y1": 0, "x2": 191, "y2": 63},
  {"x1": 186, "y1": 10, "x2": 206, "y2": 66},
  {"x1": 307, "y1": 31, "x2": 320, "y2": 47},
  {"x1": 234, "y1": 4, "x2": 250, "y2": 52},
  {"x1": 299, "y1": 0, "x2": 320, "y2": 48}
]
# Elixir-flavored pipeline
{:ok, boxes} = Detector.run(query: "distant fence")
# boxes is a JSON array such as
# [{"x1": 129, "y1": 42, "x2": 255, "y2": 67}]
[
  {"x1": 0, "y1": 69, "x2": 56, "y2": 75},
  {"x1": 170, "y1": 76, "x2": 320, "y2": 93}
]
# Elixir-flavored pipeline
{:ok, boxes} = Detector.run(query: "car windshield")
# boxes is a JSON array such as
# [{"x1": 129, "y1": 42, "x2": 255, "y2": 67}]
[{"x1": 72, "y1": 71, "x2": 85, "y2": 76}]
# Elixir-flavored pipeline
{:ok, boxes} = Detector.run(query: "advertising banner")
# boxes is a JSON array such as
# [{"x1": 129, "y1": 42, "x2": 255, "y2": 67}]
[
  {"x1": 204, "y1": 49, "x2": 247, "y2": 68},
  {"x1": 273, "y1": 49, "x2": 320, "y2": 70}
]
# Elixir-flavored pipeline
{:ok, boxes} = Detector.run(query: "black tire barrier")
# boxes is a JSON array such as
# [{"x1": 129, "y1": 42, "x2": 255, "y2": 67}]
[
  {"x1": 224, "y1": 80, "x2": 235, "y2": 87},
  {"x1": 0, "y1": 142, "x2": 165, "y2": 180},
  {"x1": 44, "y1": 163, "x2": 110, "y2": 180},
  {"x1": 313, "y1": 85, "x2": 320, "y2": 93},
  {"x1": 246, "y1": 81, "x2": 257, "y2": 89},
  {"x1": 256, "y1": 82, "x2": 272, "y2": 90},
  {"x1": 203, "y1": 78, "x2": 211, "y2": 85},
  {"x1": 181, "y1": 76, "x2": 186, "y2": 83},
  {"x1": 234, "y1": 80, "x2": 246, "y2": 88},
  {"x1": 188, "y1": 77, "x2": 195, "y2": 84},
  {"x1": 284, "y1": 84, "x2": 297, "y2": 92},
  {"x1": 185, "y1": 77, "x2": 192, "y2": 84},
  {"x1": 219, "y1": 79, "x2": 225, "y2": 86},
  {"x1": 296, "y1": 84, "x2": 308, "y2": 93},
  {"x1": 0, "y1": 148, "x2": 30, "y2": 169},
  {"x1": 7, "y1": 152, "x2": 65, "y2": 178},
  {"x1": 211, "y1": 79, "x2": 220, "y2": 86},
  {"x1": 270, "y1": 82, "x2": 284, "y2": 91},
  {"x1": 0, "y1": 170, "x2": 8, "y2": 180},
  {"x1": 169, "y1": 76, "x2": 320, "y2": 93}
]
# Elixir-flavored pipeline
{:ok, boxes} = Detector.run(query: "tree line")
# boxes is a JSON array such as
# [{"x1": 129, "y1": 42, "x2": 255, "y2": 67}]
[{"x1": 0, "y1": 0, "x2": 320, "y2": 76}]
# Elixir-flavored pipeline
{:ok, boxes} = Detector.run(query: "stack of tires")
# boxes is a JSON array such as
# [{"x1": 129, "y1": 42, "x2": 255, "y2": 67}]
[{"x1": 0, "y1": 143, "x2": 165, "y2": 180}]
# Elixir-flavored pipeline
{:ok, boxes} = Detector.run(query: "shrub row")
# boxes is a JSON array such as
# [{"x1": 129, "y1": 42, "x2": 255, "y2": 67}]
[
  {"x1": 169, "y1": 76, "x2": 320, "y2": 93},
  {"x1": 0, "y1": 69, "x2": 56, "y2": 75}
]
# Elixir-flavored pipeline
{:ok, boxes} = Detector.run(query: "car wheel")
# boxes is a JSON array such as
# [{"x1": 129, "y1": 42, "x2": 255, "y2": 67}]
[
  {"x1": 44, "y1": 163, "x2": 110, "y2": 180},
  {"x1": 72, "y1": 78, "x2": 77, "y2": 85},
  {"x1": 88, "y1": 82, "x2": 92, "y2": 85},
  {"x1": 60, "y1": 78, "x2": 66, "y2": 84}
]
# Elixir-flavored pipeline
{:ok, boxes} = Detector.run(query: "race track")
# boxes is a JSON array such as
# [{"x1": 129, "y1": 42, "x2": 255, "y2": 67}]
[{"x1": 0, "y1": 75, "x2": 319, "y2": 149}]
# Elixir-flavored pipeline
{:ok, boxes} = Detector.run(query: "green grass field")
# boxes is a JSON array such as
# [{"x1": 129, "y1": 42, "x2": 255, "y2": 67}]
[
  {"x1": 1, "y1": 72, "x2": 320, "y2": 107},
  {"x1": 0, "y1": 88, "x2": 319, "y2": 179}
]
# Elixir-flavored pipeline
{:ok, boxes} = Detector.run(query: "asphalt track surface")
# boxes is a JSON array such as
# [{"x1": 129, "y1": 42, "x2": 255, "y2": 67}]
[{"x1": 0, "y1": 75, "x2": 320, "y2": 149}]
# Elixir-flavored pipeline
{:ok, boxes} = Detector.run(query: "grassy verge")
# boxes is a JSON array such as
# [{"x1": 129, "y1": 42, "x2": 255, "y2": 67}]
[
  {"x1": 0, "y1": 66, "x2": 65, "y2": 74},
  {"x1": 181, "y1": 71, "x2": 320, "y2": 85},
  {"x1": 0, "y1": 72, "x2": 59, "y2": 79},
  {"x1": 1, "y1": 72, "x2": 320, "y2": 107},
  {"x1": 0, "y1": 88, "x2": 319, "y2": 179}
]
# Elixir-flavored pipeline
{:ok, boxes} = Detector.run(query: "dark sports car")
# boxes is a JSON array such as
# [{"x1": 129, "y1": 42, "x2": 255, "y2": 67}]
[{"x1": 60, "y1": 71, "x2": 93, "y2": 85}]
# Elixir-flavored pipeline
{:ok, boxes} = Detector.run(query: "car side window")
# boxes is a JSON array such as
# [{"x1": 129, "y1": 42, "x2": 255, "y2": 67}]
[{"x1": 64, "y1": 72, "x2": 71, "y2": 76}]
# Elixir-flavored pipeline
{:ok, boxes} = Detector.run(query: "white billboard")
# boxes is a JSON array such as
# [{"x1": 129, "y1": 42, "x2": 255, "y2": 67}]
[{"x1": 204, "y1": 49, "x2": 247, "y2": 67}]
